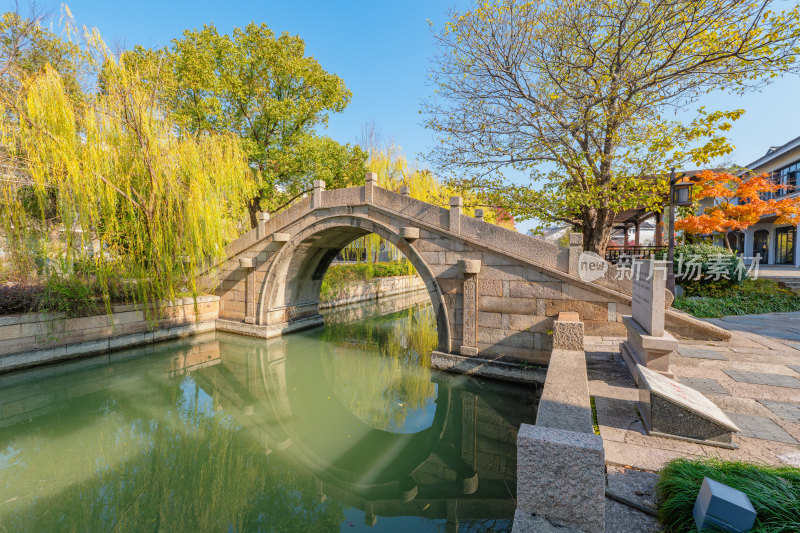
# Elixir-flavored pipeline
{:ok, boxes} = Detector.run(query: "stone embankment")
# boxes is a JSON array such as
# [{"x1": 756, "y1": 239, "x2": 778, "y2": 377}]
[
  {"x1": 319, "y1": 275, "x2": 425, "y2": 308},
  {"x1": 0, "y1": 296, "x2": 219, "y2": 373}
]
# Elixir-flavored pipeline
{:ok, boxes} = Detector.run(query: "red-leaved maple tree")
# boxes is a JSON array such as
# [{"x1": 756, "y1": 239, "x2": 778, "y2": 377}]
[{"x1": 676, "y1": 170, "x2": 800, "y2": 250}]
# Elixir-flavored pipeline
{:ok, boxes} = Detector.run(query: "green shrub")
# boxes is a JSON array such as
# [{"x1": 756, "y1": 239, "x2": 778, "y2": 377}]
[
  {"x1": 38, "y1": 277, "x2": 99, "y2": 317},
  {"x1": 371, "y1": 262, "x2": 412, "y2": 277},
  {"x1": 319, "y1": 261, "x2": 415, "y2": 302},
  {"x1": 673, "y1": 279, "x2": 800, "y2": 318},
  {"x1": 655, "y1": 244, "x2": 745, "y2": 296},
  {"x1": 35, "y1": 276, "x2": 129, "y2": 317},
  {"x1": 657, "y1": 458, "x2": 800, "y2": 533}
]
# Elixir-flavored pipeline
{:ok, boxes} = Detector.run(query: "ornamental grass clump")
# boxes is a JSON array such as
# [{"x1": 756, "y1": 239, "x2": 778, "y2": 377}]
[
  {"x1": 673, "y1": 279, "x2": 800, "y2": 318},
  {"x1": 657, "y1": 458, "x2": 800, "y2": 533}
]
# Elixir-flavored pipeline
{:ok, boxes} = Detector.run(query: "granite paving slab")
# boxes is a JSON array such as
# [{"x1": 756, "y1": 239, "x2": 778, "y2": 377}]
[
  {"x1": 678, "y1": 348, "x2": 728, "y2": 361},
  {"x1": 759, "y1": 400, "x2": 800, "y2": 423},
  {"x1": 779, "y1": 452, "x2": 800, "y2": 467},
  {"x1": 605, "y1": 466, "x2": 661, "y2": 533},
  {"x1": 758, "y1": 330, "x2": 800, "y2": 341},
  {"x1": 708, "y1": 313, "x2": 800, "y2": 342},
  {"x1": 723, "y1": 370, "x2": 800, "y2": 389},
  {"x1": 591, "y1": 312, "x2": 800, "y2": 468},
  {"x1": 725, "y1": 412, "x2": 798, "y2": 444},
  {"x1": 678, "y1": 377, "x2": 728, "y2": 395}
]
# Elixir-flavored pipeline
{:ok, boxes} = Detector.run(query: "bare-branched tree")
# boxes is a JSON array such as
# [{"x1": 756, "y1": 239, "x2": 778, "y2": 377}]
[{"x1": 425, "y1": 0, "x2": 800, "y2": 253}]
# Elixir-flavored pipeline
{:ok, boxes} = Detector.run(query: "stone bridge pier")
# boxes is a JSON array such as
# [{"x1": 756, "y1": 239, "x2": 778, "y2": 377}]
[{"x1": 213, "y1": 174, "x2": 728, "y2": 366}]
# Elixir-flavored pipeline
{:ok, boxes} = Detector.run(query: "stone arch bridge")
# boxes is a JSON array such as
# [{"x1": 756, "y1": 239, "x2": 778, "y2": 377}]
[{"x1": 214, "y1": 174, "x2": 726, "y2": 365}]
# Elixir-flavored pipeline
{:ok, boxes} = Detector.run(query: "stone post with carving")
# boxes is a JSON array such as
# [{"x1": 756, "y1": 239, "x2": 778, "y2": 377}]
[
  {"x1": 363, "y1": 172, "x2": 377, "y2": 203},
  {"x1": 240, "y1": 257, "x2": 256, "y2": 324},
  {"x1": 459, "y1": 259, "x2": 481, "y2": 356},
  {"x1": 568, "y1": 233, "x2": 583, "y2": 276}
]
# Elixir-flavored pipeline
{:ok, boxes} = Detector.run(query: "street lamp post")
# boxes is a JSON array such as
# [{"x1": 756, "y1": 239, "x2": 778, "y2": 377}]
[
  {"x1": 667, "y1": 168, "x2": 677, "y2": 293},
  {"x1": 667, "y1": 168, "x2": 695, "y2": 293}
]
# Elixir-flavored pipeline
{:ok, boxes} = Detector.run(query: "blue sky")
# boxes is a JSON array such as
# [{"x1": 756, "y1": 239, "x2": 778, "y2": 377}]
[{"x1": 35, "y1": 0, "x2": 800, "y2": 231}]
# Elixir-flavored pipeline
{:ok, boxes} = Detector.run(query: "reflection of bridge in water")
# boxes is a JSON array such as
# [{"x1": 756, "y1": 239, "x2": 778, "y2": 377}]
[
  {"x1": 198, "y1": 330, "x2": 539, "y2": 529},
  {"x1": 0, "y1": 319, "x2": 540, "y2": 530}
]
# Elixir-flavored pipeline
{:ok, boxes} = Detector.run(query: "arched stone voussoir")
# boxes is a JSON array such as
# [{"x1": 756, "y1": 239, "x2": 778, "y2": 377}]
[{"x1": 255, "y1": 214, "x2": 453, "y2": 353}]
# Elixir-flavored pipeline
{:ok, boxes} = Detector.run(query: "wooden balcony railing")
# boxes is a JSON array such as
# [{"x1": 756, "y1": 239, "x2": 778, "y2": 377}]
[{"x1": 605, "y1": 245, "x2": 668, "y2": 264}]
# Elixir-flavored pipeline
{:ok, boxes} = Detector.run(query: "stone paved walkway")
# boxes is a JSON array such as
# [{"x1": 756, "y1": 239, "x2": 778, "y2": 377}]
[{"x1": 587, "y1": 311, "x2": 800, "y2": 472}]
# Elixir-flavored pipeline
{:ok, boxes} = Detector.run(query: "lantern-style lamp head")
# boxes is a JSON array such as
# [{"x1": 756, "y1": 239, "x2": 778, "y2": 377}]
[{"x1": 672, "y1": 182, "x2": 693, "y2": 206}]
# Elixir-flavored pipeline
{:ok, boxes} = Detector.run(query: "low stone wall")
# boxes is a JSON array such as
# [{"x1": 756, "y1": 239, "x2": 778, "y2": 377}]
[
  {"x1": 319, "y1": 275, "x2": 425, "y2": 309},
  {"x1": 322, "y1": 289, "x2": 431, "y2": 324},
  {"x1": 534, "y1": 349, "x2": 594, "y2": 434},
  {"x1": 514, "y1": 317, "x2": 606, "y2": 533},
  {"x1": 0, "y1": 296, "x2": 219, "y2": 373}
]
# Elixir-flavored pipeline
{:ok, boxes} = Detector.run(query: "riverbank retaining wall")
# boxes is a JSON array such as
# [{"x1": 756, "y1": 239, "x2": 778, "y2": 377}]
[
  {"x1": 319, "y1": 275, "x2": 425, "y2": 309},
  {"x1": 0, "y1": 296, "x2": 219, "y2": 373},
  {"x1": 0, "y1": 276, "x2": 429, "y2": 373}
]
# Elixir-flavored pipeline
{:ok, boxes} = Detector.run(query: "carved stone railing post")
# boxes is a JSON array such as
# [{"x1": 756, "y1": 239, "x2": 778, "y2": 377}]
[
  {"x1": 459, "y1": 259, "x2": 481, "y2": 356},
  {"x1": 256, "y1": 211, "x2": 269, "y2": 239},
  {"x1": 399, "y1": 185, "x2": 410, "y2": 197},
  {"x1": 449, "y1": 196, "x2": 463, "y2": 234},
  {"x1": 568, "y1": 232, "x2": 583, "y2": 276},
  {"x1": 312, "y1": 180, "x2": 325, "y2": 209},
  {"x1": 474, "y1": 208, "x2": 484, "y2": 221},
  {"x1": 363, "y1": 172, "x2": 377, "y2": 203},
  {"x1": 240, "y1": 257, "x2": 256, "y2": 324}
]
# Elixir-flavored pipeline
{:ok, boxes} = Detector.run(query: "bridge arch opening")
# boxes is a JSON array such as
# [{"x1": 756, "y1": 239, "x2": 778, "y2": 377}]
[{"x1": 257, "y1": 216, "x2": 452, "y2": 353}]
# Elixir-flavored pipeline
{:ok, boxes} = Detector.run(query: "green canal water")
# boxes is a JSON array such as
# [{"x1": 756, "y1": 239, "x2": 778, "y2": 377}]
[{"x1": 0, "y1": 294, "x2": 540, "y2": 532}]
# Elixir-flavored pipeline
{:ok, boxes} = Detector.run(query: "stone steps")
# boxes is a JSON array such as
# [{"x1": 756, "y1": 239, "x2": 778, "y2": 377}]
[{"x1": 763, "y1": 277, "x2": 800, "y2": 294}]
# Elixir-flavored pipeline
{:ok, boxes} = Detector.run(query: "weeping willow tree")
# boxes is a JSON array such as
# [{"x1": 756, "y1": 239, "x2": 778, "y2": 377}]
[{"x1": 0, "y1": 23, "x2": 254, "y2": 311}]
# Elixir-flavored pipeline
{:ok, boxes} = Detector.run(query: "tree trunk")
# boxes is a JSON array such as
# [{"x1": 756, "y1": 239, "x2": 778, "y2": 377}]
[
  {"x1": 581, "y1": 207, "x2": 615, "y2": 257},
  {"x1": 247, "y1": 196, "x2": 261, "y2": 229}
]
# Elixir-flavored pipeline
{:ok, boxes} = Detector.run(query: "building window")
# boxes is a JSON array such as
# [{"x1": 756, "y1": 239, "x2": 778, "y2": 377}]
[
  {"x1": 775, "y1": 226, "x2": 795, "y2": 265},
  {"x1": 773, "y1": 162, "x2": 800, "y2": 196},
  {"x1": 727, "y1": 231, "x2": 745, "y2": 256}
]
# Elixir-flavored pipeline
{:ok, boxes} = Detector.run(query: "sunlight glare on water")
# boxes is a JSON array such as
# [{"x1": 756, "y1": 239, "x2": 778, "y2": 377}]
[{"x1": 0, "y1": 294, "x2": 539, "y2": 532}]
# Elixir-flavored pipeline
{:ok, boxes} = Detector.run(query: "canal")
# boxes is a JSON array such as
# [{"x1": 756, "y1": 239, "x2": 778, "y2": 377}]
[{"x1": 0, "y1": 292, "x2": 540, "y2": 532}]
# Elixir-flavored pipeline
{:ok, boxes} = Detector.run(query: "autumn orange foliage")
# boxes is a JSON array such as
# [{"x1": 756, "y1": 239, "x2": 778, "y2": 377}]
[{"x1": 676, "y1": 170, "x2": 800, "y2": 247}]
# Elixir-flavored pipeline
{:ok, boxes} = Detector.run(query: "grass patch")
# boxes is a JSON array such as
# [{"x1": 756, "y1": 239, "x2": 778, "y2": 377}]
[
  {"x1": 590, "y1": 396, "x2": 600, "y2": 435},
  {"x1": 657, "y1": 458, "x2": 800, "y2": 533},
  {"x1": 673, "y1": 279, "x2": 800, "y2": 318}
]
